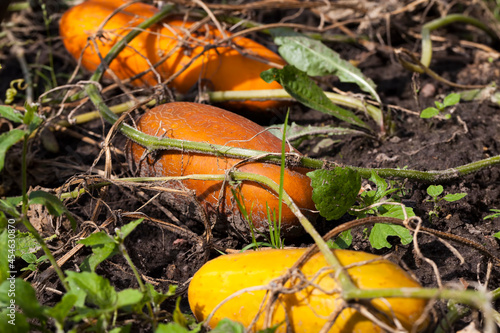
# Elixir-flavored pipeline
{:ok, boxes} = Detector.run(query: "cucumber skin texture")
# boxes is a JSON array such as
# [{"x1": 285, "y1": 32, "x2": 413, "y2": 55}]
[{"x1": 188, "y1": 248, "x2": 429, "y2": 332}]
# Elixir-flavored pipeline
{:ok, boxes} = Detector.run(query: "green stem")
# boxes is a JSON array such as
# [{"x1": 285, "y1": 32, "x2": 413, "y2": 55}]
[
  {"x1": 60, "y1": 186, "x2": 93, "y2": 200},
  {"x1": 207, "y1": 89, "x2": 383, "y2": 127},
  {"x1": 57, "y1": 97, "x2": 155, "y2": 127},
  {"x1": 118, "y1": 242, "x2": 155, "y2": 323},
  {"x1": 493, "y1": 309, "x2": 500, "y2": 328},
  {"x1": 276, "y1": 111, "x2": 289, "y2": 249},
  {"x1": 420, "y1": 14, "x2": 498, "y2": 71},
  {"x1": 8, "y1": 2, "x2": 29, "y2": 11},
  {"x1": 492, "y1": 287, "x2": 500, "y2": 300},
  {"x1": 21, "y1": 135, "x2": 69, "y2": 291},
  {"x1": 21, "y1": 137, "x2": 28, "y2": 217},
  {"x1": 347, "y1": 287, "x2": 495, "y2": 332},
  {"x1": 65, "y1": 88, "x2": 377, "y2": 128},
  {"x1": 350, "y1": 155, "x2": 500, "y2": 181},
  {"x1": 347, "y1": 287, "x2": 488, "y2": 307},
  {"x1": 41, "y1": 2, "x2": 57, "y2": 89}
]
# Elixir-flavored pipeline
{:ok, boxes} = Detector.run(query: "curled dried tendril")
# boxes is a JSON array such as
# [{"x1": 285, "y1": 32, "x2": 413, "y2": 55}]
[{"x1": 5, "y1": 79, "x2": 28, "y2": 104}]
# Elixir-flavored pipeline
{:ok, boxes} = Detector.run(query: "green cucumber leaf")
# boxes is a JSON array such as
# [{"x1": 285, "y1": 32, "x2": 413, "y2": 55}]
[
  {"x1": 369, "y1": 223, "x2": 413, "y2": 249},
  {"x1": 307, "y1": 168, "x2": 361, "y2": 220}
]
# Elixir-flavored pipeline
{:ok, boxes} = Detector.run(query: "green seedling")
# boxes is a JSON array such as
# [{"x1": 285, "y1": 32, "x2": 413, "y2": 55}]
[
  {"x1": 494, "y1": 231, "x2": 500, "y2": 240},
  {"x1": 484, "y1": 209, "x2": 500, "y2": 220},
  {"x1": 420, "y1": 93, "x2": 460, "y2": 119},
  {"x1": 426, "y1": 185, "x2": 467, "y2": 222},
  {"x1": 20, "y1": 253, "x2": 48, "y2": 272}
]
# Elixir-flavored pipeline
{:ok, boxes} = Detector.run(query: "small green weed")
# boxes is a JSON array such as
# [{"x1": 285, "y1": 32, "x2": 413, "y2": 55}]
[
  {"x1": 426, "y1": 185, "x2": 467, "y2": 222},
  {"x1": 420, "y1": 93, "x2": 460, "y2": 119},
  {"x1": 484, "y1": 209, "x2": 500, "y2": 220},
  {"x1": 486, "y1": 209, "x2": 500, "y2": 241}
]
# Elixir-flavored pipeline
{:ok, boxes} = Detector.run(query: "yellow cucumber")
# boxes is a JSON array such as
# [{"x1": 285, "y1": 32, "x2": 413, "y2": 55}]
[{"x1": 188, "y1": 248, "x2": 429, "y2": 332}]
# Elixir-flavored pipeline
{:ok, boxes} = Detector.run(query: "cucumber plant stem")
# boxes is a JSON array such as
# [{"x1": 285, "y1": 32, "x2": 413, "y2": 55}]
[
  {"x1": 408, "y1": 14, "x2": 498, "y2": 74},
  {"x1": 207, "y1": 89, "x2": 383, "y2": 127},
  {"x1": 118, "y1": 242, "x2": 156, "y2": 323},
  {"x1": 421, "y1": 14, "x2": 497, "y2": 67},
  {"x1": 21, "y1": 133, "x2": 69, "y2": 291}
]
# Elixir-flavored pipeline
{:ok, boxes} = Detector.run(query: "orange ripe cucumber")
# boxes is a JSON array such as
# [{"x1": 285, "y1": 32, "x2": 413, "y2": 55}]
[
  {"x1": 59, "y1": 0, "x2": 286, "y2": 111},
  {"x1": 126, "y1": 102, "x2": 316, "y2": 237}
]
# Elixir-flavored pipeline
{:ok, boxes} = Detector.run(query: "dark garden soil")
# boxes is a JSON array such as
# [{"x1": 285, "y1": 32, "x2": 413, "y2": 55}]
[{"x1": 1, "y1": 0, "x2": 500, "y2": 332}]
